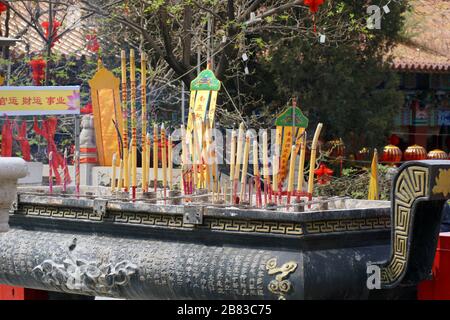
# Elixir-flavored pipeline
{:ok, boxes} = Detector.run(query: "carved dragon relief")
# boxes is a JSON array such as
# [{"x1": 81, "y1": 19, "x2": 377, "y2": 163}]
[{"x1": 32, "y1": 238, "x2": 138, "y2": 297}]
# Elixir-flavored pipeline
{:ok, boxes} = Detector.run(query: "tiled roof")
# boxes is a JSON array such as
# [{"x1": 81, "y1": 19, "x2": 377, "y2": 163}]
[
  {"x1": 391, "y1": 0, "x2": 450, "y2": 72},
  {"x1": 0, "y1": 2, "x2": 94, "y2": 57}
]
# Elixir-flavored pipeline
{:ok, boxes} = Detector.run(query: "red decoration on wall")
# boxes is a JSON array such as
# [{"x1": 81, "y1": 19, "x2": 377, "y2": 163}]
[
  {"x1": 314, "y1": 163, "x2": 333, "y2": 185},
  {"x1": 0, "y1": 1, "x2": 8, "y2": 13},
  {"x1": 41, "y1": 20, "x2": 61, "y2": 48},
  {"x1": 13, "y1": 121, "x2": 31, "y2": 161},
  {"x1": 33, "y1": 117, "x2": 71, "y2": 185},
  {"x1": 29, "y1": 58, "x2": 46, "y2": 85},
  {"x1": 1, "y1": 117, "x2": 13, "y2": 157},
  {"x1": 86, "y1": 34, "x2": 100, "y2": 53}
]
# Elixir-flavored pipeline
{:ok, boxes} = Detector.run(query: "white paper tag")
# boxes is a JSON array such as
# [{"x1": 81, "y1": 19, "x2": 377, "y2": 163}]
[
  {"x1": 319, "y1": 34, "x2": 326, "y2": 43},
  {"x1": 244, "y1": 66, "x2": 249, "y2": 75},
  {"x1": 383, "y1": 5, "x2": 390, "y2": 13},
  {"x1": 242, "y1": 53, "x2": 249, "y2": 61}
]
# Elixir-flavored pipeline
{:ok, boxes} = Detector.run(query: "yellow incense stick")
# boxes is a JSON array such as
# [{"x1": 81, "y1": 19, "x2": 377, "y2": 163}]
[
  {"x1": 240, "y1": 131, "x2": 251, "y2": 200},
  {"x1": 287, "y1": 145, "x2": 297, "y2": 193},
  {"x1": 262, "y1": 130, "x2": 270, "y2": 183},
  {"x1": 234, "y1": 123, "x2": 245, "y2": 182},
  {"x1": 121, "y1": 50, "x2": 129, "y2": 191},
  {"x1": 111, "y1": 153, "x2": 117, "y2": 192},
  {"x1": 273, "y1": 153, "x2": 279, "y2": 193},
  {"x1": 130, "y1": 49, "x2": 137, "y2": 190},
  {"x1": 168, "y1": 134, "x2": 173, "y2": 189},
  {"x1": 229, "y1": 129, "x2": 237, "y2": 189},
  {"x1": 253, "y1": 138, "x2": 260, "y2": 177},
  {"x1": 297, "y1": 133, "x2": 307, "y2": 192},
  {"x1": 307, "y1": 123, "x2": 323, "y2": 195},
  {"x1": 141, "y1": 52, "x2": 148, "y2": 192},
  {"x1": 153, "y1": 124, "x2": 158, "y2": 189}
]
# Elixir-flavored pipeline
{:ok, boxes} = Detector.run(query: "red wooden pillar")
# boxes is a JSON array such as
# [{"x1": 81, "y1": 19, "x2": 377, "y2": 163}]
[{"x1": 0, "y1": 285, "x2": 48, "y2": 300}]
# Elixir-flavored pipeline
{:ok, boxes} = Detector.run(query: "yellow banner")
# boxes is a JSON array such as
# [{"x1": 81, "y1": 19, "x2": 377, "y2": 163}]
[
  {"x1": 187, "y1": 90, "x2": 197, "y2": 132},
  {"x1": 0, "y1": 86, "x2": 80, "y2": 116},
  {"x1": 279, "y1": 127, "x2": 295, "y2": 183},
  {"x1": 194, "y1": 90, "x2": 210, "y2": 120},
  {"x1": 208, "y1": 91, "x2": 218, "y2": 125}
]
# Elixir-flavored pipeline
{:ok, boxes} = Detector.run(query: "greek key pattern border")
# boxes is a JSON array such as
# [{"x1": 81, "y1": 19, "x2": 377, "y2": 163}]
[
  {"x1": 306, "y1": 217, "x2": 391, "y2": 234},
  {"x1": 380, "y1": 166, "x2": 429, "y2": 286},
  {"x1": 14, "y1": 204, "x2": 391, "y2": 237}
]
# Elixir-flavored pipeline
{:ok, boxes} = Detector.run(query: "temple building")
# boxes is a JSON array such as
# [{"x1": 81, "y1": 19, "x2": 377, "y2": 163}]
[{"x1": 389, "y1": 0, "x2": 450, "y2": 153}]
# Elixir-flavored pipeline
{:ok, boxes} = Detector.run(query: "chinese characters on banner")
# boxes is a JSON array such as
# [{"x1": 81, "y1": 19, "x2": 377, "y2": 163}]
[{"x1": 0, "y1": 86, "x2": 80, "y2": 116}]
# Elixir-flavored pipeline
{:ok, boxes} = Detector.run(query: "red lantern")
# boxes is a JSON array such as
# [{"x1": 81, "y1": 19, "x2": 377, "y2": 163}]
[
  {"x1": 389, "y1": 134, "x2": 400, "y2": 146},
  {"x1": 427, "y1": 149, "x2": 448, "y2": 160},
  {"x1": 404, "y1": 145, "x2": 427, "y2": 161},
  {"x1": 304, "y1": 0, "x2": 325, "y2": 32},
  {"x1": 0, "y1": 1, "x2": 8, "y2": 13},
  {"x1": 29, "y1": 58, "x2": 46, "y2": 85},
  {"x1": 314, "y1": 163, "x2": 333, "y2": 185},
  {"x1": 304, "y1": 0, "x2": 324, "y2": 13},
  {"x1": 381, "y1": 144, "x2": 402, "y2": 164},
  {"x1": 41, "y1": 20, "x2": 61, "y2": 48},
  {"x1": 86, "y1": 34, "x2": 100, "y2": 52}
]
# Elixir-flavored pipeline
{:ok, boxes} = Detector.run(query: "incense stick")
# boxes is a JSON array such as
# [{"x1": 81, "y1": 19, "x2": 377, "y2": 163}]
[
  {"x1": 229, "y1": 129, "x2": 237, "y2": 203},
  {"x1": 153, "y1": 124, "x2": 158, "y2": 191},
  {"x1": 161, "y1": 124, "x2": 167, "y2": 202},
  {"x1": 307, "y1": 123, "x2": 323, "y2": 196},
  {"x1": 141, "y1": 52, "x2": 148, "y2": 192},
  {"x1": 48, "y1": 151, "x2": 53, "y2": 194},
  {"x1": 234, "y1": 123, "x2": 245, "y2": 203},
  {"x1": 297, "y1": 133, "x2": 307, "y2": 195},
  {"x1": 121, "y1": 50, "x2": 129, "y2": 192},
  {"x1": 75, "y1": 151, "x2": 80, "y2": 197},
  {"x1": 252, "y1": 138, "x2": 262, "y2": 208},
  {"x1": 111, "y1": 152, "x2": 117, "y2": 193},
  {"x1": 287, "y1": 145, "x2": 297, "y2": 205},
  {"x1": 240, "y1": 131, "x2": 251, "y2": 201},
  {"x1": 130, "y1": 49, "x2": 137, "y2": 200}
]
